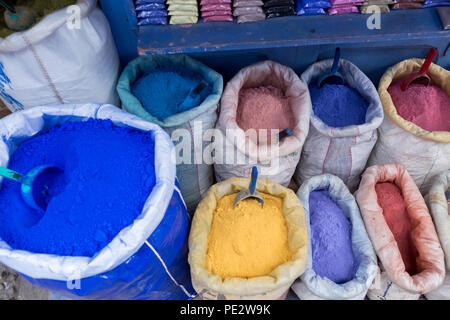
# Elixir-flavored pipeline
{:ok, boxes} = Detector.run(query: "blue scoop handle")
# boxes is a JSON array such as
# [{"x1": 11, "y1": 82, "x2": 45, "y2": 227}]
[
  {"x1": 249, "y1": 166, "x2": 258, "y2": 195},
  {"x1": 0, "y1": 166, "x2": 31, "y2": 185},
  {"x1": 331, "y1": 47, "x2": 341, "y2": 75}
]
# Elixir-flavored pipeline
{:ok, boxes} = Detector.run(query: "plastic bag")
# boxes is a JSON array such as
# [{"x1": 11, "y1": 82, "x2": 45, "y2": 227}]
[
  {"x1": 0, "y1": 104, "x2": 196, "y2": 300},
  {"x1": 296, "y1": 7, "x2": 327, "y2": 14},
  {"x1": 328, "y1": 5, "x2": 359, "y2": 14},
  {"x1": 368, "y1": 59, "x2": 450, "y2": 195},
  {"x1": 202, "y1": 10, "x2": 232, "y2": 16},
  {"x1": 137, "y1": 10, "x2": 168, "y2": 18},
  {"x1": 215, "y1": 60, "x2": 311, "y2": 186},
  {"x1": 291, "y1": 174, "x2": 378, "y2": 300},
  {"x1": 201, "y1": 0, "x2": 232, "y2": 4},
  {"x1": 264, "y1": 0, "x2": 295, "y2": 8},
  {"x1": 117, "y1": 55, "x2": 223, "y2": 214},
  {"x1": 168, "y1": 4, "x2": 198, "y2": 11},
  {"x1": 169, "y1": 10, "x2": 199, "y2": 16},
  {"x1": 237, "y1": 12, "x2": 266, "y2": 22},
  {"x1": 202, "y1": 4, "x2": 232, "y2": 10},
  {"x1": 136, "y1": 0, "x2": 166, "y2": 3},
  {"x1": 295, "y1": 59, "x2": 383, "y2": 192},
  {"x1": 424, "y1": 170, "x2": 450, "y2": 300},
  {"x1": 392, "y1": 2, "x2": 423, "y2": 8},
  {"x1": 355, "y1": 164, "x2": 446, "y2": 299},
  {"x1": 188, "y1": 177, "x2": 308, "y2": 300},
  {"x1": 138, "y1": 17, "x2": 168, "y2": 25},
  {"x1": 170, "y1": 15, "x2": 199, "y2": 23},
  {"x1": 203, "y1": 15, "x2": 233, "y2": 21},
  {"x1": 233, "y1": 6, "x2": 264, "y2": 15},
  {"x1": 136, "y1": 3, "x2": 167, "y2": 10},
  {"x1": 360, "y1": 4, "x2": 390, "y2": 13},
  {"x1": 267, "y1": 11, "x2": 295, "y2": 17},
  {"x1": 265, "y1": 5, "x2": 295, "y2": 14},
  {"x1": 300, "y1": 0, "x2": 332, "y2": 8},
  {"x1": 0, "y1": 0, "x2": 120, "y2": 112},
  {"x1": 234, "y1": 0, "x2": 264, "y2": 7}
]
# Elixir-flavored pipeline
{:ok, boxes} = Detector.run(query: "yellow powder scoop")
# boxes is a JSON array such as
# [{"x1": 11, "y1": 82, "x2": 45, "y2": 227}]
[{"x1": 206, "y1": 192, "x2": 291, "y2": 279}]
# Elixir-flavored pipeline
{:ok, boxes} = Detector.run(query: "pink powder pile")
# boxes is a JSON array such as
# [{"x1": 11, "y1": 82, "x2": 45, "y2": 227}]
[
  {"x1": 236, "y1": 85, "x2": 295, "y2": 144},
  {"x1": 388, "y1": 81, "x2": 450, "y2": 132},
  {"x1": 375, "y1": 182, "x2": 419, "y2": 275}
]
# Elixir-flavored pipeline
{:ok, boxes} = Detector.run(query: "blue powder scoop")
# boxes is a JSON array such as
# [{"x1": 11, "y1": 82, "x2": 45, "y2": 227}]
[{"x1": 0, "y1": 165, "x2": 63, "y2": 217}]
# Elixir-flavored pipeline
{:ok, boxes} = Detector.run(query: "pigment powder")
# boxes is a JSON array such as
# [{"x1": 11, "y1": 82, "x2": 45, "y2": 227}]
[
  {"x1": 309, "y1": 190, "x2": 358, "y2": 283},
  {"x1": 375, "y1": 182, "x2": 418, "y2": 275},
  {"x1": 236, "y1": 85, "x2": 295, "y2": 143},
  {"x1": 309, "y1": 83, "x2": 368, "y2": 127},
  {"x1": 388, "y1": 81, "x2": 450, "y2": 132},
  {"x1": 206, "y1": 193, "x2": 291, "y2": 278},
  {"x1": 132, "y1": 66, "x2": 211, "y2": 121},
  {"x1": 0, "y1": 119, "x2": 156, "y2": 257}
]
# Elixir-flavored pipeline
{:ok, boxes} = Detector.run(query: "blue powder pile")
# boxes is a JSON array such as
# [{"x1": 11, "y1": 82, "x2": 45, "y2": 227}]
[
  {"x1": 0, "y1": 119, "x2": 156, "y2": 257},
  {"x1": 309, "y1": 190, "x2": 359, "y2": 284},
  {"x1": 309, "y1": 83, "x2": 369, "y2": 127},
  {"x1": 132, "y1": 66, "x2": 211, "y2": 121}
]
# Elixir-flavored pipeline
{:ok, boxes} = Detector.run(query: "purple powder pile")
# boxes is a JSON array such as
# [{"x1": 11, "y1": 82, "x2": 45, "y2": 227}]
[{"x1": 309, "y1": 190, "x2": 359, "y2": 283}]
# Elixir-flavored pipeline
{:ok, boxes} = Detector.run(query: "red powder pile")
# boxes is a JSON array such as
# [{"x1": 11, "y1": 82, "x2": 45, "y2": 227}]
[
  {"x1": 375, "y1": 182, "x2": 419, "y2": 275},
  {"x1": 388, "y1": 81, "x2": 450, "y2": 132},
  {"x1": 236, "y1": 86, "x2": 295, "y2": 144}
]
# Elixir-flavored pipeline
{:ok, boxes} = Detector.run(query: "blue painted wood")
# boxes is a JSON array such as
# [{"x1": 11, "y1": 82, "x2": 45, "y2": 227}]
[
  {"x1": 137, "y1": 9, "x2": 449, "y2": 55},
  {"x1": 99, "y1": 0, "x2": 138, "y2": 66},
  {"x1": 98, "y1": 3, "x2": 450, "y2": 84}
]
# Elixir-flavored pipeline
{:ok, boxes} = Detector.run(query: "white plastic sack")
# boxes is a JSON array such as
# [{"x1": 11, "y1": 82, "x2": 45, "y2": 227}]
[
  {"x1": 425, "y1": 170, "x2": 450, "y2": 300},
  {"x1": 295, "y1": 59, "x2": 384, "y2": 192},
  {"x1": 291, "y1": 174, "x2": 378, "y2": 300},
  {"x1": 0, "y1": 104, "x2": 179, "y2": 282},
  {"x1": 214, "y1": 60, "x2": 311, "y2": 187},
  {"x1": 0, "y1": 0, "x2": 120, "y2": 111},
  {"x1": 368, "y1": 59, "x2": 450, "y2": 195}
]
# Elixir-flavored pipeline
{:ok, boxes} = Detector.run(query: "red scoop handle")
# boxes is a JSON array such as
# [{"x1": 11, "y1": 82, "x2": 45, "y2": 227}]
[{"x1": 419, "y1": 48, "x2": 437, "y2": 75}]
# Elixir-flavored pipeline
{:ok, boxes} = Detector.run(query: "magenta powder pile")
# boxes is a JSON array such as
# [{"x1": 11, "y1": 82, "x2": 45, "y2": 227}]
[
  {"x1": 388, "y1": 81, "x2": 450, "y2": 132},
  {"x1": 236, "y1": 85, "x2": 295, "y2": 144}
]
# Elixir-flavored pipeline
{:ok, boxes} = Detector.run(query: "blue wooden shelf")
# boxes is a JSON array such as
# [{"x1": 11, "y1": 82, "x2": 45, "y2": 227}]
[{"x1": 137, "y1": 8, "x2": 449, "y2": 55}]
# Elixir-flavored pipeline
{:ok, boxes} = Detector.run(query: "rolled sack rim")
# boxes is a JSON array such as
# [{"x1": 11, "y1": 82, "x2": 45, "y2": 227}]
[
  {"x1": 378, "y1": 58, "x2": 450, "y2": 143},
  {"x1": 296, "y1": 173, "x2": 378, "y2": 300},
  {"x1": 0, "y1": 103, "x2": 177, "y2": 281},
  {"x1": 188, "y1": 176, "x2": 308, "y2": 296},
  {"x1": 301, "y1": 58, "x2": 384, "y2": 138}
]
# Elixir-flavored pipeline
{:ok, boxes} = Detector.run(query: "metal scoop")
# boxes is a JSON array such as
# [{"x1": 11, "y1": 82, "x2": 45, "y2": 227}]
[
  {"x1": 0, "y1": 165, "x2": 63, "y2": 212},
  {"x1": 1, "y1": 0, "x2": 38, "y2": 32},
  {"x1": 318, "y1": 47, "x2": 345, "y2": 88},
  {"x1": 234, "y1": 166, "x2": 264, "y2": 208},
  {"x1": 401, "y1": 48, "x2": 437, "y2": 91}
]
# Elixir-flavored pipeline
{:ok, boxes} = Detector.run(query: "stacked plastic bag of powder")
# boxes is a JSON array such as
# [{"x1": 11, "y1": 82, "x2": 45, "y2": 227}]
[
  {"x1": 328, "y1": 0, "x2": 363, "y2": 15},
  {"x1": 360, "y1": 0, "x2": 393, "y2": 14},
  {"x1": 201, "y1": 0, "x2": 233, "y2": 22},
  {"x1": 234, "y1": 0, "x2": 266, "y2": 23},
  {"x1": 135, "y1": 0, "x2": 169, "y2": 25},
  {"x1": 168, "y1": 0, "x2": 199, "y2": 24},
  {"x1": 263, "y1": 0, "x2": 296, "y2": 19},
  {"x1": 423, "y1": 0, "x2": 449, "y2": 7},
  {"x1": 295, "y1": 0, "x2": 331, "y2": 15},
  {"x1": 391, "y1": 0, "x2": 423, "y2": 9}
]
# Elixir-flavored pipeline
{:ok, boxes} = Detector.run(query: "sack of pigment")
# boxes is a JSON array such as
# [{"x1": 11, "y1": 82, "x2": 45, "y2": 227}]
[
  {"x1": 355, "y1": 164, "x2": 445, "y2": 300},
  {"x1": 215, "y1": 60, "x2": 311, "y2": 187},
  {"x1": 295, "y1": 58, "x2": 384, "y2": 192},
  {"x1": 0, "y1": 0, "x2": 120, "y2": 111},
  {"x1": 368, "y1": 59, "x2": 450, "y2": 195},
  {"x1": 0, "y1": 104, "x2": 196, "y2": 300},
  {"x1": 188, "y1": 176, "x2": 308, "y2": 299},
  {"x1": 425, "y1": 170, "x2": 450, "y2": 300},
  {"x1": 117, "y1": 54, "x2": 223, "y2": 215},
  {"x1": 291, "y1": 174, "x2": 378, "y2": 300}
]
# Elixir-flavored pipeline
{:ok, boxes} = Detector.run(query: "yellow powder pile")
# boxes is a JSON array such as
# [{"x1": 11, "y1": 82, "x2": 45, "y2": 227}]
[{"x1": 206, "y1": 192, "x2": 291, "y2": 279}]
